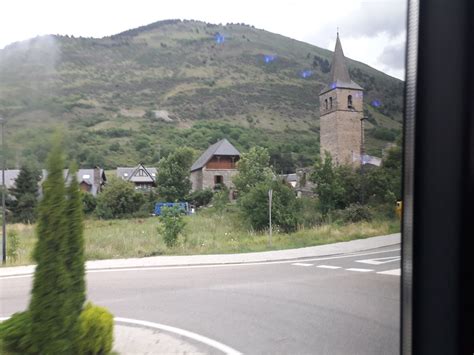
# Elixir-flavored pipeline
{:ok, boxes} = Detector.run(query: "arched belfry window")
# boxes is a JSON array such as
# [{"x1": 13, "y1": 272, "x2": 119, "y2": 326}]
[
  {"x1": 348, "y1": 95, "x2": 353, "y2": 108},
  {"x1": 325, "y1": 99, "x2": 328, "y2": 110},
  {"x1": 329, "y1": 97, "x2": 333, "y2": 109}
]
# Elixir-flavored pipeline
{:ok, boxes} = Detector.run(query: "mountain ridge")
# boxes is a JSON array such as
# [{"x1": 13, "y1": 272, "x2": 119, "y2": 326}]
[{"x1": 0, "y1": 19, "x2": 403, "y2": 171}]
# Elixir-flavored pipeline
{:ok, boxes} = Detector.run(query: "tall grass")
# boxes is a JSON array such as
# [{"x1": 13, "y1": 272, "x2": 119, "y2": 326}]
[{"x1": 3, "y1": 211, "x2": 400, "y2": 266}]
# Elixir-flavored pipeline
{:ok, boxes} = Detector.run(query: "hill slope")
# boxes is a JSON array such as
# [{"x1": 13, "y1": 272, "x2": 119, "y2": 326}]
[{"x1": 0, "y1": 19, "x2": 403, "y2": 171}]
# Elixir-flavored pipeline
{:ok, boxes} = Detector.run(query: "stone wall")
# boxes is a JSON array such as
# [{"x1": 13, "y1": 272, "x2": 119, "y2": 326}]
[
  {"x1": 202, "y1": 168, "x2": 238, "y2": 190},
  {"x1": 190, "y1": 170, "x2": 203, "y2": 192}
]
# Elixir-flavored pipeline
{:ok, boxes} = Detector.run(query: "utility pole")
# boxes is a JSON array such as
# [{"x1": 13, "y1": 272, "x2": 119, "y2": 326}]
[
  {"x1": 1, "y1": 117, "x2": 6, "y2": 264},
  {"x1": 360, "y1": 116, "x2": 367, "y2": 204},
  {"x1": 268, "y1": 188, "x2": 273, "y2": 247}
]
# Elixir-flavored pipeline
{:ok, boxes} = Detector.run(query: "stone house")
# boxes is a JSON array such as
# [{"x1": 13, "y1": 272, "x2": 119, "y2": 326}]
[
  {"x1": 190, "y1": 138, "x2": 240, "y2": 193},
  {"x1": 117, "y1": 163, "x2": 157, "y2": 191}
]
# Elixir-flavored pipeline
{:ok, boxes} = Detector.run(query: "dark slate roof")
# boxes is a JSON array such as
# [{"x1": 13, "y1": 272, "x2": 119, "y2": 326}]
[
  {"x1": 320, "y1": 33, "x2": 363, "y2": 94},
  {"x1": 0, "y1": 169, "x2": 20, "y2": 189},
  {"x1": 191, "y1": 138, "x2": 240, "y2": 172},
  {"x1": 41, "y1": 168, "x2": 106, "y2": 196}
]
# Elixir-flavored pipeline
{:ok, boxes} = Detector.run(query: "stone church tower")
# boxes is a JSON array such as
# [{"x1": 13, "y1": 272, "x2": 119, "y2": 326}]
[{"x1": 319, "y1": 33, "x2": 364, "y2": 166}]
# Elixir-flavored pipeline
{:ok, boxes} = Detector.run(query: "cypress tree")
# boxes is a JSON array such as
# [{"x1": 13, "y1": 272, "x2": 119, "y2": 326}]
[
  {"x1": 28, "y1": 138, "x2": 74, "y2": 354},
  {"x1": 65, "y1": 163, "x2": 86, "y2": 347}
]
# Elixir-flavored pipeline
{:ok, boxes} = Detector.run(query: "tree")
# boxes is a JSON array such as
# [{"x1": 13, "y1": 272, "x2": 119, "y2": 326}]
[
  {"x1": 95, "y1": 178, "x2": 144, "y2": 219},
  {"x1": 156, "y1": 147, "x2": 194, "y2": 201},
  {"x1": 310, "y1": 153, "x2": 346, "y2": 215},
  {"x1": 28, "y1": 138, "x2": 75, "y2": 353},
  {"x1": 233, "y1": 146, "x2": 273, "y2": 194},
  {"x1": 239, "y1": 180, "x2": 299, "y2": 232},
  {"x1": 9, "y1": 165, "x2": 41, "y2": 223},
  {"x1": 65, "y1": 164, "x2": 86, "y2": 349}
]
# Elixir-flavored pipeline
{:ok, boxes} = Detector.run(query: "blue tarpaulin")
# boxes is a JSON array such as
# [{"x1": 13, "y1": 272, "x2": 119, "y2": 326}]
[{"x1": 154, "y1": 202, "x2": 189, "y2": 216}]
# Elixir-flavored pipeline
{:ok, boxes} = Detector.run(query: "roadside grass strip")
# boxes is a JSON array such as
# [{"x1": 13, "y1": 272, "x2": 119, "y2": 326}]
[
  {"x1": 346, "y1": 268, "x2": 374, "y2": 273},
  {"x1": 377, "y1": 268, "x2": 401, "y2": 276}
]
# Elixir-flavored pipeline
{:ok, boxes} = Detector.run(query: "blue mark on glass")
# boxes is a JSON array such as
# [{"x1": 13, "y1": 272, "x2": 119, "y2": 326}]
[
  {"x1": 371, "y1": 100, "x2": 381, "y2": 107},
  {"x1": 300, "y1": 70, "x2": 313, "y2": 78},
  {"x1": 264, "y1": 55, "x2": 276, "y2": 63},
  {"x1": 330, "y1": 82, "x2": 337, "y2": 89},
  {"x1": 215, "y1": 33, "x2": 225, "y2": 44}
]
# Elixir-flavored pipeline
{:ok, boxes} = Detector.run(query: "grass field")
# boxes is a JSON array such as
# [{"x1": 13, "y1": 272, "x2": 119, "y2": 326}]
[{"x1": 3, "y1": 209, "x2": 400, "y2": 267}]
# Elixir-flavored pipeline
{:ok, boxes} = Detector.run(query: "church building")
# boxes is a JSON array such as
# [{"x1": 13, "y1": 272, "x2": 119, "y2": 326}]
[{"x1": 319, "y1": 33, "x2": 364, "y2": 167}]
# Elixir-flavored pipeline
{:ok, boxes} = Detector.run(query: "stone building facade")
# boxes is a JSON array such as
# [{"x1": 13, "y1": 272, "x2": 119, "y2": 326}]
[
  {"x1": 319, "y1": 33, "x2": 364, "y2": 167},
  {"x1": 190, "y1": 139, "x2": 240, "y2": 195}
]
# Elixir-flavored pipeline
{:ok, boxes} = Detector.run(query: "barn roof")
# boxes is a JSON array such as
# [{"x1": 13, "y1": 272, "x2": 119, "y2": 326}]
[{"x1": 191, "y1": 138, "x2": 240, "y2": 172}]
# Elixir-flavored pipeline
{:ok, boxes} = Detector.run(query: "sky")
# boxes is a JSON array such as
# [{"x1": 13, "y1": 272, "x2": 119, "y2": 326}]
[{"x1": 0, "y1": 0, "x2": 407, "y2": 79}]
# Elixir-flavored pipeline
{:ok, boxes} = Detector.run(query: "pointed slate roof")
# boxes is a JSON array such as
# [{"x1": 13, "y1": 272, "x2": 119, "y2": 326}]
[
  {"x1": 117, "y1": 164, "x2": 157, "y2": 183},
  {"x1": 191, "y1": 138, "x2": 240, "y2": 172},
  {"x1": 320, "y1": 33, "x2": 363, "y2": 94}
]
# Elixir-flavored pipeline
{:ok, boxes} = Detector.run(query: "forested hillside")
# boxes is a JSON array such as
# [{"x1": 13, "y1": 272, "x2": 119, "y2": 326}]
[{"x1": 0, "y1": 19, "x2": 403, "y2": 171}]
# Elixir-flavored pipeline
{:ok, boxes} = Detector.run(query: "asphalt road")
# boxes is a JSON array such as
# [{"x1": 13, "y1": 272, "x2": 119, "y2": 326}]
[{"x1": 0, "y1": 245, "x2": 400, "y2": 354}]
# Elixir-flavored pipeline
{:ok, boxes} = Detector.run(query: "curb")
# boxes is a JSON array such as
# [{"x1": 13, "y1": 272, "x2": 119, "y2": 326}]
[{"x1": 0, "y1": 233, "x2": 400, "y2": 278}]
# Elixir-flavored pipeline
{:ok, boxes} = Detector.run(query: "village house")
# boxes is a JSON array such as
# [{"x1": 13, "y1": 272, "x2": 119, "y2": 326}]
[
  {"x1": 117, "y1": 163, "x2": 157, "y2": 191},
  {"x1": 41, "y1": 167, "x2": 107, "y2": 196},
  {"x1": 190, "y1": 138, "x2": 240, "y2": 194}
]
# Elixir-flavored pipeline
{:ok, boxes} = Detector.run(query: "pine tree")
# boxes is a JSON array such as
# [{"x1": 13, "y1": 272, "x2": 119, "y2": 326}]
[
  {"x1": 9, "y1": 165, "x2": 40, "y2": 223},
  {"x1": 28, "y1": 138, "x2": 75, "y2": 354},
  {"x1": 65, "y1": 163, "x2": 86, "y2": 348}
]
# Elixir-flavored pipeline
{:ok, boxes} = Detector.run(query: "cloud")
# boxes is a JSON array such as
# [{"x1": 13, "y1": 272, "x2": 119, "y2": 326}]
[{"x1": 378, "y1": 40, "x2": 405, "y2": 70}]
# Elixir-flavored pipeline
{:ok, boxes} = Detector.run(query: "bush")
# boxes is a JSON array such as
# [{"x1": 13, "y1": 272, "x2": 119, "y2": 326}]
[
  {"x1": 78, "y1": 303, "x2": 114, "y2": 355},
  {"x1": 96, "y1": 178, "x2": 145, "y2": 219},
  {"x1": 81, "y1": 191, "x2": 97, "y2": 215},
  {"x1": 0, "y1": 311, "x2": 35, "y2": 354},
  {"x1": 239, "y1": 180, "x2": 299, "y2": 233},
  {"x1": 158, "y1": 206, "x2": 186, "y2": 248},
  {"x1": 211, "y1": 188, "x2": 230, "y2": 214},
  {"x1": 187, "y1": 188, "x2": 213, "y2": 207},
  {"x1": 333, "y1": 203, "x2": 373, "y2": 223},
  {"x1": 7, "y1": 229, "x2": 20, "y2": 262}
]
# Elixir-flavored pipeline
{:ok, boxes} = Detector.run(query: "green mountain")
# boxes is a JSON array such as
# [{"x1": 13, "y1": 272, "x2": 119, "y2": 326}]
[{"x1": 0, "y1": 19, "x2": 403, "y2": 172}]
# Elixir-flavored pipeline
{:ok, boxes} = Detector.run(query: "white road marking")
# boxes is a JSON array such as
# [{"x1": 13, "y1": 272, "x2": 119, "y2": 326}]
[
  {"x1": 316, "y1": 265, "x2": 342, "y2": 269},
  {"x1": 292, "y1": 263, "x2": 313, "y2": 267},
  {"x1": 0, "y1": 248, "x2": 401, "y2": 280},
  {"x1": 115, "y1": 317, "x2": 242, "y2": 355},
  {"x1": 377, "y1": 268, "x2": 401, "y2": 276},
  {"x1": 356, "y1": 256, "x2": 401, "y2": 265},
  {"x1": 346, "y1": 268, "x2": 374, "y2": 273},
  {"x1": 0, "y1": 316, "x2": 242, "y2": 355}
]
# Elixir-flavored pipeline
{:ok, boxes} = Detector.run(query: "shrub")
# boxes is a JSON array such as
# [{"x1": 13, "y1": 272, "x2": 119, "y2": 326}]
[
  {"x1": 333, "y1": 203, "x2": 373, "y2": 223},
  {"x1": 158, "y1": 206, "x2": 186, "y2": 248},
  {"x1": 7, "y1": 229, "x2": 20, "y2": 262},
  {"x1": 187, "y1": 188, "x2": 213, "y2": 207},
  {"x1": 0, "y1": 311, "x2": 35, "y2": 354},
  {"x1": 211, "y1": 187, "x2": 230, "y2": 214},
  {"x1": 78, "y1": 303, "x2": 114, "y2": 355},
  {"x1": 96, "y1": 178, "x2": 145, "y2": 219},
  {"x1": 81, "y1": 191, "x2": 97, "y2": 215}
]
